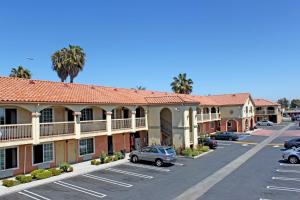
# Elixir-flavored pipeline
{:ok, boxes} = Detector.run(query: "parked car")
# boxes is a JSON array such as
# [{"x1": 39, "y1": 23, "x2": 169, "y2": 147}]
[
  {"x1": 211, "y1": 132, "x2": 239, "y2": 141},
  {"x1": 256, "y1": 120, "x2": 274, "y2": 126},
  {"x1": 291, "y1": 115, "x2": 300, "y2": 121},
  {"x1": 198, "y1": 137, "x2": 218, "y2": 149},
  {"x1": 284, "y1": 138, "x2": 300, "y2": 149},
  {"x1": 129, "y1": 146, "x2": 176, "y2": 167},
  {"x1": 282, "y1": 147, "x2": 300, "y2": 164}
]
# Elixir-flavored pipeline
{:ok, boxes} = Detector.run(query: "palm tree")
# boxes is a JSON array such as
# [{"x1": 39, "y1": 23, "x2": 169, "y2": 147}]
[
  {"x1": 51, "y1": 45, "x2": 86, "y2": 83},
  {"x1": 136, "y1": 86, "x2": 146, "y2": 90},
  {"x1": 171, "y1": 73, "x2": 193, "y2": 94},
  {"x1": 9, "y1": 66, "x2": 31, "y2": 79}
]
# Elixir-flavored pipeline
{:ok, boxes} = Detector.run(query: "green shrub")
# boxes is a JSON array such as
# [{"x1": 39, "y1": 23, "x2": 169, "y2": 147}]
[
  {"x1": 197, "y1": 145, "x2": 209, "y2": 152},
  {"x1": 105, "y1": 156, "x2": 112, "y2": 163},
  {"x1": 2, "y1": 179, "x2": 19, "y2": 187},
  {"x1": 49, "y1": 168, "x2": 62, "y2": 176},
  {"x1": 191, "y1": 150, "x2": 200, "y2": 157},
  {"x1": 59, "y1": 162, "x2": 71, "y2": 172},
  {"x1": 100, "y1": 152, "x2": 107, "y2": 163},
  {"x1": 31, "y1": 169, "x2": 46, "y2": 179},
  {"x1": 114, "y1": 152, "x2": 124, "y2": 160},
  {"x1": 16, "y1": 175, "x2": 32, "y2": 183},
  {"x1": 35, "y1": 170, "x2": 52, "y2": 180},
  {"x1": 68, "y1": 166, "x2": 73, "y2": 172},
  {"x1": 91, "y1": 160, "x2": 97, "y2": 165},
  {"x1": 182, "y1": 148, "x2": 193, "y2": 157}
]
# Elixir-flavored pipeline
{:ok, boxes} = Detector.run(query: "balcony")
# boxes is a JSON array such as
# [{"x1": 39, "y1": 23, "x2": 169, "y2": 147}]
[
  {"x1": 267, "y1": 110, "x2": 276, "y2": 115},
  {"x1": 196, "y1": 113, "x2": 221, "y2": 122},
  {"x1": 81, "y1": 120, "x2": 107, "y2": 134},
  {"x1": 256, "y1": 110, "x2": 266, "y2": 115},
  {"x1": 40, "y1": 121, "x2": 75, "y2": 138},
  {"x1": 136, "y1": 117, "x2": 146, "y2": 128},
  {"x1": 0, "y1": 124, "x2": 32, "y2": 142},
  {"x1": 211, "y1": 113, "x2": 220, "y2": 120},
  {"x1": 112, "y1": 118, "x2": 132, "y2": 131}
]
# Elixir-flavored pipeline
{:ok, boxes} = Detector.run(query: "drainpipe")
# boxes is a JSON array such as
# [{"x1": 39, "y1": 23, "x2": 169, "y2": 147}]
[{"x1": 23, "y1": 145, "x2": 26, "y2": 174}]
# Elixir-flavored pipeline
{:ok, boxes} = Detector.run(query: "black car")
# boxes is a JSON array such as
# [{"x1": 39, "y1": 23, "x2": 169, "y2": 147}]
[
  {"x1": 211, "y1": 132, "x2": 239, "y2": 141},
  {"x1": 198, "y1": 138, "x2": 218, "y2": 149},
  {"x1": 284, "y1": 138, "x2": 300, "y2": 149}
]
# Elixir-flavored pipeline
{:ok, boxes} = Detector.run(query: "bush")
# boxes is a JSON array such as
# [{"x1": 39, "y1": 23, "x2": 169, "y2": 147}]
[
  {"x1": 100, "y1": 152, "x2": 107, "y2": 164},
  {"x1": 59, "y1": 162, "x2": 71, "y2": 172},
  {"x1": 49, "y1": 168, "x2": 62, "y2": 176},
  {"x1": 2, "y1": 179, "x2": 19, "y2": 187},
  {"x1": 182, "y1": 148, "x2": 193, "y2": 157},
  {"x1": 105, "y1": 156, "x2": 112, "y2": 163},
  {"x1": 191, "y1": 150, "x2": 200, "y2": 157},
  {"x1": 68, "y1": 166, "x2": 73, "y2": 172},
  {"x1": 197, "y1": 145, "x2": 209, "y2": 153},
  {"x1": 91, "y1": 160, "x2": 97, "y2": 165},
  {"x1": 35, "y1": 170, "x2": 52, "y2": 180},
  {"x1": 114, "y1": 152, "x2": 124, "y2": 160},
  {"x1": 31, "y1": 169, "x2": 46, "y2": 179},
  {"x1": 16, "y1": 175, "x2": 32, "y2": 183}
]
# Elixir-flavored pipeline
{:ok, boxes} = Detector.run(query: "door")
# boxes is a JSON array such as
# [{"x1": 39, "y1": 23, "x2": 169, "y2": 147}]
[
  {"x1": 135, "y1": 138, "x2": 141, "y2": 151},
  {"x1": 55, "y1": 141, "x2": 66, "y2": 165},
  {"x1": 5, "y1": 109, "x2": 17, "y2": 124},
  {"x1": 67, "y1": 110, "x2": 74, "y2": 121},
  {"x1": 140, "y1": 147, "x2": 151, "y2": 161},
  {"x1": 67, "y1": 140, "x2": 77, "y2": 164},
  {"x1": 108, "y1": 136, "x2": 113, "y2": 155}
]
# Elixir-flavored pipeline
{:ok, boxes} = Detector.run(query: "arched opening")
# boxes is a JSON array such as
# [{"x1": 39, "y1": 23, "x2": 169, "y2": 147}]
[
  {"x1": 211, "y1": 107, "x2": 217, "y2": 113},
  {"x1": 245, "y1": 119, "x2": 249, "y2": 131},
  {"x1": 80, "y1": 106, "x2": 107, "y2": 133},
  {"x1": 227, "y1": 120, "x2": 238, "y2": 132},
  {"x1": 112, "y1": 106, "x2": 131, "y2": 119},
  {"x1": 203, "y1": 107, "x2": 209, "y2": 114},
  {"x1": 135, "y1": 107, "x2": 145, "y2": 118},
  {"x1": 250, "y1": 118, "x2": 254, "y2": 130},
  {"x1": 160, "y1": 108, "x2": 172, "y2": 146}
]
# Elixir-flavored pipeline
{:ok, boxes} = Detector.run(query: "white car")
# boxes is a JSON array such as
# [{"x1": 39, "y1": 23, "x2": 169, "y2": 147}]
[{"x1": 257, "y1": 120, "x2": 274, "y2": 126}]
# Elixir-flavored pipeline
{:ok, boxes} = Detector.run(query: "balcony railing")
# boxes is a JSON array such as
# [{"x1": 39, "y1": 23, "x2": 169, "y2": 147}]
[
  {"x1": 136, "y1": 117, "x2": 146, "y2": 128},
  {"x1": 40, "y1": 121, "x2": 75, "y2": 137},
  {"x1": 0, "y1": 124, "x2": 32, "y2": 141},
  {"x1": 196, "y1": 113, "x2": 220, "y2": 122},
  {"x1": 256, "y1": 110, "x2": 266, "y2": 114},
  {"x1": 81, "y1": 120, "x2": 107, "y2": 133},
  {"x1": 211, "y1": 113, "x2": 220, "y2": 120},
  {"x1": 267, "y1": 110, "x2": 276, "y2": 115},
  {"x1": 202, "y1": 114, "x2": 210, "y2": 121},
  {"x1": 112, "y1": 118, "x2": 132, "y2": 130}
]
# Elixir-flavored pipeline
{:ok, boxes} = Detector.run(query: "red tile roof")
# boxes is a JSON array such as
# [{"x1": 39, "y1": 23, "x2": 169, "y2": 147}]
[
  {"x1": 254, "y1": 99, "x2": 280, "y2": 106},
  {"x1": 204, "y1": 93, "x2": 252, "y2": 106}
]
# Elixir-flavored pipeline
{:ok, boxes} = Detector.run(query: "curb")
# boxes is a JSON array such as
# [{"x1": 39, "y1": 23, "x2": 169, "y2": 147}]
[
  {"x1": 0, "y1": 155, "x2": 130, "y2": 197},
  {"x1": 178, "y1": 150, "x2": 214, "y2": 160}
]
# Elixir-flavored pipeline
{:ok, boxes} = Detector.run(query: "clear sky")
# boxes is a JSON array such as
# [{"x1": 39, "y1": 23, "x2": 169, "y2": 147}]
[{"x1": 0, "y1": 0, "x2": 299, "y2": 101}]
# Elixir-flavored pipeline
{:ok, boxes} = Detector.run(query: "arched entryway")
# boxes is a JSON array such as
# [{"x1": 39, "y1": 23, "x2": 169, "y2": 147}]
[
  {"x1": 160, "y1": 108, "x2": 172, "y2": 146},
  {"x1": 227, "y1": 120, "x2": 238, "y2": 132},
  {"x1": 250, "y1": 118, "x2": 254, "y2": 130},
  {"x1": 245, "y1": 119, "x2": 249, "y2": 131}
]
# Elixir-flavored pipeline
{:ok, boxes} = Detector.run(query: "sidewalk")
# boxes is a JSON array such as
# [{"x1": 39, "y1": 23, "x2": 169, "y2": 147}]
[{"x1": 0, "y1": 154, "x2": 130, "y2": 197}]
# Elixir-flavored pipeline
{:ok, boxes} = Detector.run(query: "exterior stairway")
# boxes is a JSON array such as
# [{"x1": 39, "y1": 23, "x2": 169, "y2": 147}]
[{"x1": 160, "y1": 117, "x2": 172, "y2": 146}]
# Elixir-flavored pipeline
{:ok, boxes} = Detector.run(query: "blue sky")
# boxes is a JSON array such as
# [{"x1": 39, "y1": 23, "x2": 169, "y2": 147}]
[{"x1": 0, "y1": 0, "x2": 299, "y2": 101}]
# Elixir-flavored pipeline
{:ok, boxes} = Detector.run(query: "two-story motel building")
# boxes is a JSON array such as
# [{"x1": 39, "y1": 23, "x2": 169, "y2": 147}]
[{"x1": 0, "y1": 77, "x2": 279, "y2": 178}]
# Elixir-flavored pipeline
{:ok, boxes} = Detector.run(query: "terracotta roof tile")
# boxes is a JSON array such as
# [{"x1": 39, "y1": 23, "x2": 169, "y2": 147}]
[{"x1": 254, "y1": 99, "x2": 280, "y2": 106}]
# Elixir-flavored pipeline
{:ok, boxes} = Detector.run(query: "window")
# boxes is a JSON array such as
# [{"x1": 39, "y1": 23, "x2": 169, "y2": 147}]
[
  {"x1": 246, "y1": 107, "x2": 248, "y2": 113},
  {"x1": 227, "y1": 121, "x2": 232, "y2": 128},
  {"x1": 142, "y1": 147, "x2": 151, "y2": 153},
  {"x1": 79, "y1": 138, "x2": 94, "y2": 156},
  {"x1": 40, "y1": 108, "x2": 53, "y2": 123},
  {"x1": 81, "y1": 108, "x2": 93, "y2": 121},
  {"x1": 0, "y1": 108, "x2": 4, "y2": 124},
  {"x1": 33, "y1": 143, "x2": 53, "y2": 164},
  {"x1": 0, "y1": 147, "x2": 18, "y2": 170},
  {"x1": 210, "y1": 122, "x2": 215, "y2": 129},
  {"x1": 150, "y1": 148, "x2": 159, "y2": 153}
]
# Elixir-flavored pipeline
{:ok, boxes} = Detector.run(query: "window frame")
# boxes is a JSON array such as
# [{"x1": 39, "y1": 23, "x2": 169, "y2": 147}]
[
  {"x1": 80, "y1": 108, "x2": 94, "y2": 121},
  {"x1": 227, "y1": 121, "x2": 232, "y2": 128},
  {"x1": 79, "y1": 138, "x2": 95, "y2": 157},
  {"x1": 40, "y1": 108, "x2": 54, "y2": 123},
  {"x1": 32, "y1": 142, "x2": 54, "y2": 165},
  {"x1": 0, "y1": 146, "x2": 19, "y2": 171}
]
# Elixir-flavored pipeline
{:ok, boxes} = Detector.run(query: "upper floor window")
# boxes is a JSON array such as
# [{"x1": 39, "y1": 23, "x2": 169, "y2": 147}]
[
  {"x1": 246, "y1": 107, "x2": 249, "y2": 113},
  {"x1": 40, "y1": 108, "x2": 53, "y2": 123},
  {"x1": 0, "y1": 108, "x2": 4, "y2": 125},
  {"x1": 81, "y1": 108, "x2": 93, "y2": 121}
]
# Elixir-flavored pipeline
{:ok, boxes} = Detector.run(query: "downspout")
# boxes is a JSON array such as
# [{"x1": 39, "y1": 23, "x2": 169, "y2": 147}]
[{"x1": 23, "y1": 145, "x2": 26, "y2": 174}]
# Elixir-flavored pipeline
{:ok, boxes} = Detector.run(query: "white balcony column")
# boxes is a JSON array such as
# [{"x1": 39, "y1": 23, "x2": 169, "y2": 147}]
[
  {"x1": 32, "y1": 112, "x2": 40, "y2": 144},
  {"x1": 145, "y1": 110, "x2": 148, "y2": 129},
  {"x1": 192, "y1": 108, "x2": 198, "y2": 148},
  {"x1": 131, "y1": 110, "x2": 136, "y2": 132},
  {"x1": 183, "y1": 109, "x2": 190, "y2": 148},
  {"x1": 106, "y1": 111, "x2": 112, "y2": 135},
  {"x1": 200, "y1": 108, "x2": 203, "y2": 122},
  {"x1": 209, "y1": 107, "x2": 212, "y2": 121},
  {"x1": 73, "y1": 112, "x2": 81, "y2": 139}
]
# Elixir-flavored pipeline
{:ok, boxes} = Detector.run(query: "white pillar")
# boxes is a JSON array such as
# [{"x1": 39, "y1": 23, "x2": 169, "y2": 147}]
[
  {"x1": 32, "y1": 112, "x2": 40, "y2": 144},
  {"x1": 73, "y1": 112, "x2": 81, "y2": 139},
  {"x1": 183, "y1": 109, "x2": 190, "y2": 148},
  {"x1": 145, "y1": 110, "x2": 148, "y2": 129},
  {"x1": 200, "y1": 108, "x2": 203, "y2": 122},
  {"x1": 131, "y1": 110, "x2": 136, "y2": 132},
  {"x1": 192, "y1": 108, "x2": 198, "y2": 148},
  {"x1": 106, "y1": 111, "x2": 112, "y2": 135},
  {"x1": 209, "y1": 107, "x2": 212, "y2": 121}
]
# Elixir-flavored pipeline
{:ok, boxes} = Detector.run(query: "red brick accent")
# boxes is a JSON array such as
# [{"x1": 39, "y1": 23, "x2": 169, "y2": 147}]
[
  {"x1": 113, "y1": 133, "x2": 131, "y2": 153},
  {"x1": 94, "y1": 135, "x2": 108, "y2": 158}
]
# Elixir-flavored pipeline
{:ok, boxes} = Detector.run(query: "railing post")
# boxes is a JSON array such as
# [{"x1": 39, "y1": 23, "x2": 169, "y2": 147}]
[
  {"x1": 145, "y1": 110, "x2": 148, "y2": 129},
  {"x1": 32, "y1": 112, "x2": 40, "y2": 144},
  {"x1": 106, "y1": 111, "x2": 112, "y2": 135},
  {"x1": 131, "y1": 111, "x2": 136, "y2": 132},
  {"x1": 73, "y1": 112, "x2": 81, "y2": 139}
]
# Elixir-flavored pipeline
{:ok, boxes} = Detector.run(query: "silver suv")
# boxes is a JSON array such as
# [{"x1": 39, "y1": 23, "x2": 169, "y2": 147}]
[
  {"x1": 282, "y1": 147, "x2": 300, "y2": 164},
  {"x1": 129, "y1": 146, "x2": 176, "y2": 167}
]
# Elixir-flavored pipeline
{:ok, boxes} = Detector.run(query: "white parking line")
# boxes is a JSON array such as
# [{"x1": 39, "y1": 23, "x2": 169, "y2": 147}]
[
  {"x1": 217, "y1": 143, "x2": 231, "y2": 146},
  {"x1": 279, "y1": 163, "x2": 300, "y2": 167},
  {"x1": 173, "y1": 162, "x2": 184, "y2": 166},
  {"x1": 54, "y1": 181, "x2": 106, "y2": 198},
  {"x1": 272, "y1": 176, "x2": 300, "y2": 182},
  {"x1": 276, "y1": 169, "x2": 300, "y2": 174},
  {"x1": 267, "y1": 186, "x2": 300, "y2": 193},
  {"x1": 83, "y1": 174, "x2": 133, "y2": 187},
  {"x1": 105, "y1": 168, "x2": 153, "y2": 179},
  {"x1": 259, "y1": 198, "x2": 272, "y2": 200},
  {"x1": 123, "y1": 163, "x2": 171, "y2": 172},
  {"x1": 18, "y1": 190, "x2": 51, "y2": 200}
]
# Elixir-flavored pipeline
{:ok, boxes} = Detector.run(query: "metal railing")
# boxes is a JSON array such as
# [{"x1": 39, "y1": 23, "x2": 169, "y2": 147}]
[
  {"x1": 136, "y1": 117, "x2": 146, "y2": 128},
  {"x1": 0, "y1": 123, "x2": 32, "y2": 141},
  {"x1": 202, "y1": 114, "x2": 210, "y2": 121},
  {"x1": 81, "y1": 120, "x2": 107, "y2": 133},
  {"x1": 196, "y1": 114, "x2": 203, "y2": 122},
  {"x1": 40, "y1": 121, "x2": 75, "y2": 137},
  {"x1": 267, "y1": 110, "x2": 276, "y2": 115},
  {"x1": 256, "y1": 110, "x2": 266, "y2": 114},
  {"x1": 211, "y1": 113, "x2": 220, "y2": 120},
  {"x1": 111, "y1": 118, "x2": 132, "y2": 130}
]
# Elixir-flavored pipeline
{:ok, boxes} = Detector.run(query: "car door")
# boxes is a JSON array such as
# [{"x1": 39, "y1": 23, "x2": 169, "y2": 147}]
[
  {"x1": 140, "y1": 147, "x2": 151, "y2": 161},
  {"x1": 296, "y1": 139, "x2": 300, "y2": 147},
  {"x1": 149, "y1": 147, "x2": 160, "y2": 162}
]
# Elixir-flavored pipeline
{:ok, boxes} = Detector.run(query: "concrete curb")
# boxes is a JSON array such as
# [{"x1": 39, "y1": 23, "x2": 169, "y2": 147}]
[
  {"x1": 178, "y1": 150, "x2": 214, "y2": 160},
  {"x1": 0, "y1": 155, "x2": 130, "y2": 197}
]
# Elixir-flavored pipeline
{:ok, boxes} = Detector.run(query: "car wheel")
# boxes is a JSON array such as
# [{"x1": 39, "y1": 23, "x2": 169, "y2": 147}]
[
  {"x1": 131, "y1": 155, "x2": 139, "y2": 163},
  {"x1": 288, "y1": 156, "x2": 299, "y2": 164},
  {"x1": 155, "y1": 159, "x2": 163, "y2": 167}
]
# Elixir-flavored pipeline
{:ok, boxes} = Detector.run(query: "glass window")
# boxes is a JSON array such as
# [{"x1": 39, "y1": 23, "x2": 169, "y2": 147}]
[
  {"x1": 142, "y1": 147, "x2": 151, "y2": 153},
  {"x1": 44, "y1": 143, "x2": 53, "y2": 162},
  {"x1": 210, "y1": 122, "x2": 215, "y2": 129},
  {"x1": 40, "y1": 108, "x2": 53, "y2": 123},
  {"x1": 80, "y1": 138, "x2": 94, "y2": 156},
  {"x1": 81, "y1": 108, "x2": 93, "y2": 121},
  {"x1": 150, "y1": 148, "x2": 159, "y2": 153},
  {"x1": 158, "y1": 148, "x2": 166, "y2": 154},
  {"x1": 33, "y1": 143, "x2": 53, "y2": 164},
  {"x1": 165, "y1": 148, "x2": 175, "y2": 154},
  {"x1": 0, "y1": 108, "x2": 4, "y2": 125},
  {"x1": 227, "y1": 122, "x2": 232, "y2": 128},
  {"x1": 0, "y1": 149, "x2": 4, "y2": 170}
]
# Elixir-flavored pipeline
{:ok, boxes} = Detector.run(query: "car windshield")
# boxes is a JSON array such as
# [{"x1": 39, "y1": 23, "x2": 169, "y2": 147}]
[{"x1": 165, "y1": 148, "x2": 175, "y2": 154}]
